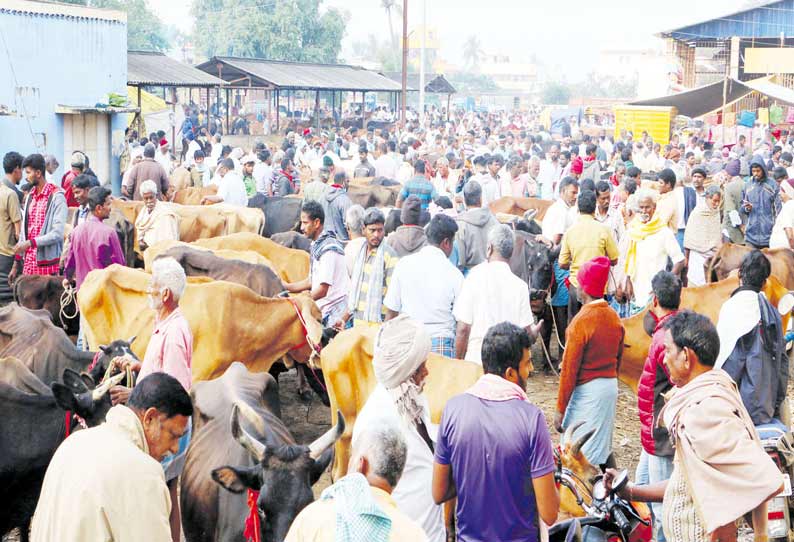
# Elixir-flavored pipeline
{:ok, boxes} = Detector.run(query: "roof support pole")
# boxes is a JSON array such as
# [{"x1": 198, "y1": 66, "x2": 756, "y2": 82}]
[
  {"x1": 401, "y1": 0, "x2": 408, "y2": 124},
  {"x1": 447, "y1": 93, "x2": 450, "y2": 121},
  {"x1": 276, "y1": 90, "x2": 280, "y2": 133},
  {"x1": 315, "y1": 90, "x2": 321, "y2": 132},
  {"x1": 226, "y1": 87, "x2": 230, "y2": 134}
]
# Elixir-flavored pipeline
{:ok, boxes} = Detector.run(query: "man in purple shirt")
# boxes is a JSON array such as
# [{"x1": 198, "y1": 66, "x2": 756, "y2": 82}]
[
  {"x1": 432, "y1": 322, "x2": 559, "y2": 542},
  {"x1": 63, "y1": 186, "x2": 125, "y2": 290}
]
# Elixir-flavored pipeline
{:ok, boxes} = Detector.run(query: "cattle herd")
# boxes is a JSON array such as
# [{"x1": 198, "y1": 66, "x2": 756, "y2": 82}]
[{"x1": 3, "y1": 180, "x2": 793, "y2": 542}]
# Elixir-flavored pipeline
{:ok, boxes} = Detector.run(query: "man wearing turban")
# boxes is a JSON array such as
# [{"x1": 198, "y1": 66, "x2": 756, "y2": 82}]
[{"x1": 351, "y1": 315, "x2": 445, "y2": 542}]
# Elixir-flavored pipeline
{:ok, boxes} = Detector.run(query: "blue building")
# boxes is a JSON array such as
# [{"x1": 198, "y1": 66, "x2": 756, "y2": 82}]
[{"x1": 0, "y1": 0, "x2": 131, "y2": 193}]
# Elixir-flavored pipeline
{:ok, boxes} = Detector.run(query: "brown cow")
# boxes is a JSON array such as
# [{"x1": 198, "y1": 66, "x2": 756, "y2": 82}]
[
  {"x1": 489, "y1": 196, "x2": 553, "y2": 222},
  {"x1": 619, "y1": 275, "x2": 791, "y2": 391},
  {"x1": 78, "y1": 265, "x2": 322, "y2": 381},
  {"x1": 169, "y1": 166, "x2": 192, "y2": 193},
  {"x1": 173, "y1": 185, "x2": 218, "y2": 205},
  {"x1": 194, "y1": 232, "x2": 309, "y2": 283},
  {"x1": 707, "y1": 244, "x2": 794, "y2": 289},
  {"x1": 159, "y1": 245, "x2": 285, "y2": 298}
]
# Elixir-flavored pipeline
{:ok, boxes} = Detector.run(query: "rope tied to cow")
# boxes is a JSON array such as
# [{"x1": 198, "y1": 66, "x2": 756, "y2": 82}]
[{"x1": 59, "y1": 283, "x2": 79, "y2": 329}]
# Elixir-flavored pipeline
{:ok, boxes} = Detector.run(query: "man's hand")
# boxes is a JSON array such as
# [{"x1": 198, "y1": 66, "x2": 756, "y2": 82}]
[
  {"x1": 8, "y1": 265, "x2": 17, "y2": 286},
  {"x1": 553, "y1": 411, "x2": 564, "y2": 433},
  {"x1": 603, "y1": 468, "x2": 633, "y2": 500},
  {"x1": 13, "y1": 240, "x2": 31, "y2": 256},
  {"x1": 62, "y1": 278, "x2": 71, "y2": 290},
  {"x1": 535, "y1": 235, "x2": 553, "y2": 248},
  {"x1": 109, "y1": 385, "x2": 132, "y2": 405},
  {"x1": 709, "y1": 522, "x2": 738, "y2": 542},
  {"x1": 743, "y1": 200, "x2": 753, "y2": 212},
  {"x1": 110, "y1": 355, "x2": 140, "y2": 374}
]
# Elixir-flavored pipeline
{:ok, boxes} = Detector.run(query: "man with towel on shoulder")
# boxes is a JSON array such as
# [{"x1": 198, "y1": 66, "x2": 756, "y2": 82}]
[{"x1": 351, "y1": 315, "x2": 445, "y2": 542}]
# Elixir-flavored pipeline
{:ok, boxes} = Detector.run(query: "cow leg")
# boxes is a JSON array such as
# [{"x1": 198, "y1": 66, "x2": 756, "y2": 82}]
[
  {"x1": 552, "y1": 305, "x2": 568, "y2": 354},
  {"x1": 295, "y1": 364, "x2": 313, "y2": 402}
]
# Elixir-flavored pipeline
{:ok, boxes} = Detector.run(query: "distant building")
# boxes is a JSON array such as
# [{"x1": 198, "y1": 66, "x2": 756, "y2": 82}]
[
  {"x1": 659, "y1": 0, "x2": 794, "y2": 91},
  {"x1": 479, "y1": 54, "x2": 538, "y2": 92},
  {"x1": 0, "y1": 0, "x2": 131, "y2": 190},
  {"x1": 407, "y1": 25, "x2": 441, "y2": 72}
]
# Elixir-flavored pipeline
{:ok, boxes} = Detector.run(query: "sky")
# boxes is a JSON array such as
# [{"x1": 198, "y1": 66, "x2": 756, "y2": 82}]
[{"x1": 149, "y1": 0, "x2": 749, "y2": 78}]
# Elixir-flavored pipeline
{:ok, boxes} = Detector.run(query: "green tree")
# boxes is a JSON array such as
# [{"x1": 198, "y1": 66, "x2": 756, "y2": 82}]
[
  {"x1": 381, "y1": 0, "x2": 403, "y2": 52},
  {"x1": 542, "y1": 82, "x2": 571, "y2": 105},
  {"x1": 61, "y1": 0, "x2": 169, "y2": 51},
  {"x1": 192, "y1": 0, "x2": 349, "y2": 63}
]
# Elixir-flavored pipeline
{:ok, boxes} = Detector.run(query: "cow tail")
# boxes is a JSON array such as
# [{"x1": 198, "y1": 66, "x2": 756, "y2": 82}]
[{"x1": 706, "y1": 252, "x2": 722, "y2": 283}]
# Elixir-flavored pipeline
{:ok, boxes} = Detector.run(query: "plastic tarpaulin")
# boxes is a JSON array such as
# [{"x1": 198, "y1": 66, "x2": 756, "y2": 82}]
[{"x1": 629, "y1": 78, "x2": 753, "y2": 118}]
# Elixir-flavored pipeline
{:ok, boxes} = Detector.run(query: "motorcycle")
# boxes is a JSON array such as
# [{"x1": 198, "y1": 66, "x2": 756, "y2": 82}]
[
  {"x1": 551, "y1": 468, "x2": 651, "y2": 542},
  {"x1": 756, "y1": 421, "x2": 794, "y2": 541}
]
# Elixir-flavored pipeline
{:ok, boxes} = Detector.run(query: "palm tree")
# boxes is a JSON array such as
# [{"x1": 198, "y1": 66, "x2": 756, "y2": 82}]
[
  {"x1": 381, "y1": 0, "x2": 403, "y2": 52},
  {"x1": 463, "y1": 35, "x2": 483, "y2": 71}
]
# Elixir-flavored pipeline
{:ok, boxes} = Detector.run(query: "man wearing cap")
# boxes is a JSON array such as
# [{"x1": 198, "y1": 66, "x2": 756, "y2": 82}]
[
  {"x1": 386, "y1": 195, "x2": 428, "y2": 257},
  {"x1": 568, "y1": 155, "x2": 584, "y2": 181},
  {"x1": 352, "y1": 315, "x2": 445, "y2": 542},
  {"x1": 156, "y1": 139, "x2": 173, "y2": 175},
  {"x1": 555, "y1": 256, "x2": 625, "y2": 469},
  {"x1": 124, "y1": 143, "x2": 170, "y2": 201}
]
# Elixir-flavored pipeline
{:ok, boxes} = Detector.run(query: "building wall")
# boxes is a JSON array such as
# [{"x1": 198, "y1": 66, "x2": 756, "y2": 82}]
[{"x1": 0, "y1": 5, "x2": 127, "y2": 190}]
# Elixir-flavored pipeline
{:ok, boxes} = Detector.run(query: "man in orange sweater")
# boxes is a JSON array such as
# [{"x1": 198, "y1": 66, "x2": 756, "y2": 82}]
[{"x1": 554, "y1": 255, "x2": 624, "y2": 469}]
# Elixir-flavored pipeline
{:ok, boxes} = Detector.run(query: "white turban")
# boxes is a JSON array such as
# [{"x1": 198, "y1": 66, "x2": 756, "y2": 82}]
[{"x1": 373, "y1": 315, "x2": 430, "y2": 389}]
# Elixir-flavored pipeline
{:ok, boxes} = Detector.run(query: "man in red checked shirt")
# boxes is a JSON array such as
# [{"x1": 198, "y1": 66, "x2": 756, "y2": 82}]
[{"x1": 9, "y1": 154, "x2": 67, "y2": 283}]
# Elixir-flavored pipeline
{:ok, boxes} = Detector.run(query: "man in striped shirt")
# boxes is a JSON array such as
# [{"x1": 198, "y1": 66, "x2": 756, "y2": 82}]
[{"x1": 397, "y1": 160, "x2": 437, "y2": 211}]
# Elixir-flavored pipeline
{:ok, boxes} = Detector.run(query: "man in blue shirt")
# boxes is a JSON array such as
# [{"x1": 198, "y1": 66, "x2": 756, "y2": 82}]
[
  {"x1": 397, "y1": 160, "x2": 437, "y2": 211},
  {"x1": 432, "y1": 322, "x2": 559, "y2": 542}
]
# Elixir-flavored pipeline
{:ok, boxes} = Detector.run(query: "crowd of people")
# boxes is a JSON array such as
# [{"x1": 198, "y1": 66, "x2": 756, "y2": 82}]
[{"x1": 6, "y1": 104, "x2": 794, "y2": 542}]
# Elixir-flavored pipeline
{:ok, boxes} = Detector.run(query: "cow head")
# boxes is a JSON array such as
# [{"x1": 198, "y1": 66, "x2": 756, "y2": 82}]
[
  {"x1": 88, "y1": 337, "x2": 140, "y2": 386},
  {"x1": 212, "y1": 403, "x2": 345, "y2": 542},
  {"x1": 51, "y1": 368, "x2": 125, "y2": 427},
  {"x1": 558, "y1": 421, "x2": 600, "y2": 517},
  {"x1": 523, "y1": 238, "x2": 556, "y2": 315}
]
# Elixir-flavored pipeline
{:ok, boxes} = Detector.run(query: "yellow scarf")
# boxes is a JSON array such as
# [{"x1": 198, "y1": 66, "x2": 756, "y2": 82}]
[{"x1": 624, "y1": 214, "x2": 665, "y2": 278}]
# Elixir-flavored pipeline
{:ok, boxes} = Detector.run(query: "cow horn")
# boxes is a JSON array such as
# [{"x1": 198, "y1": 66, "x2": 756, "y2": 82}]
[
  {"x1": 523, "y1": 209, "x2": 538, "y2": 222},
  {"x1": 570, "y1": 427, "x2": 596, "y2": 457},
  {"x1": 308, "y1": 411, "x2": 345, "y2": 460},
  {"x1": 231, "y1": 403, "x2": 266, "y2": 462},
  {"x1": 91, "y1": 371, "x2": 125, "y2": 401},
  {"x1": 127, "y1": 335, "x2": 137, "y2": 346},
  {"x1": 562, "y1": 420, "x2": 583, "y2": 446}
]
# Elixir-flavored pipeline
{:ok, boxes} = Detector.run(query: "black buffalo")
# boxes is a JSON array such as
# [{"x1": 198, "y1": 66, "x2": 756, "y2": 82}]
[
  {"x1": 181, "y1": 362, "x2": 342, "y2": 542},
  {"x1": 0, "y1": 368, "x2": 124, "y2": 540},
  {"x1": 248, "y1": 195, "x2": 302, "y2": 237}
]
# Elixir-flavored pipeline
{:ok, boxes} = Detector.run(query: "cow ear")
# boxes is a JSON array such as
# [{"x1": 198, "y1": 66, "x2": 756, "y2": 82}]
[
  {"x1": 79, "y1": 372, "x2": 96, "y2": 389},
  {"x1": 51, "y1": 383, "x2": 78, "y2": 412},
  {"x1": 98, "y1": 344, "x2": 111, "y2": 354},
  {"x1": 212, "y1": 465, "x2": 261, "y2": 494},
  {"x1": 61, "y1": 368, "x2": 89, "y2": 393},
  {"x1": 310, "y1": 447, "x2": 334, "y2": 485}
]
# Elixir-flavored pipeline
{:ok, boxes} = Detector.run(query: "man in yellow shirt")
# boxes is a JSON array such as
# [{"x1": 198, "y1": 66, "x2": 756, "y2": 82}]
[
  {"x1": 654, "y1": 168, "x2": 679, "y2": 232},
  {"x1": 285, "y1": 423, "x2": 427, "y2": 542},
  {"x1": 559, "y1": 189, "x2": 619, "y2": 319}
]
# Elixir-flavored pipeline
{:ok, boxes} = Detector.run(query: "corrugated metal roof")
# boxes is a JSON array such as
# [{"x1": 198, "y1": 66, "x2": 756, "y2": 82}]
[
  {"x1": 660, "y1": 0, "x2": 794, "y2": 40},
  {"x1": 128, "y1": 51, "x2": 224, "y2": 88},
  {"x1": 0, "y1": 0, "x2": 125, "y2": 23},
  {"x1": 197, "y1": 57, "x2": 403, "y2": 92},
  {"x1": 383, "y1": 72, "x2": 457, "y2": 94}
]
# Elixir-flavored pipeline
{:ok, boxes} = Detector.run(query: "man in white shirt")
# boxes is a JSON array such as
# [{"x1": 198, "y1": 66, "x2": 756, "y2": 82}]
[
  {"x1": 385, "y1": 215, "x2": 463, "y2": 357},
  {"x1": 155, "y1": 139, "x2": 173, "y2": 175},
  {"x1": 453, "y1": 225, "x2": 539, "y2": 364},
  {"x1": 200, "y1": 158, "x2": 247, "y2": 207},
  {"x1": 285, "y1": 200, "x2": 349, "y2": 326},
  {"x1": 352, "y1": 316, "x2": 446, "y2": 542},
  {"x1": 623, "y1": 189, "x2": 685, "y2": 314},
  {"x1": 476, "y1": 155, "x2": 502, "y2": 205},
  {"x1": 374, "y1": 142, "x2": 398, "y2": 181},
  {"x1": 542, "y1": 177, "x2": 579, "y2": 245},
  {"x1": 253, "y1": 149, "x2": 273, "y2": 195}
]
